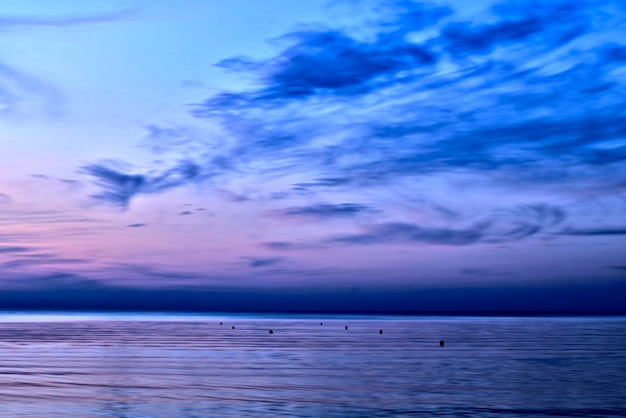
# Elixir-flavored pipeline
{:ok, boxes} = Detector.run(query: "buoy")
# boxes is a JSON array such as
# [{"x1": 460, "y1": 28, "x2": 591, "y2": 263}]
[
  {"x1": 320, "y1": 322, "x2": 323, "y2": 326},
  {"x1": 220, "y1": 322, "x2": 223, "y2": 325},
  {"x1": 439, "y1": 340, "x2": 444, "y2": 347},
  {"x1": 379, "y1": 329, "x2": 383, "y2": 334},
  {"x1": 269, "y1": 330, "x2": 273, "y2": 334},
  {"x1": 232, "y1": 325, "x2": 235, "y2": 330},
  {"x1": 345, "y1": 325, "x2": 348, "y2": 330}
]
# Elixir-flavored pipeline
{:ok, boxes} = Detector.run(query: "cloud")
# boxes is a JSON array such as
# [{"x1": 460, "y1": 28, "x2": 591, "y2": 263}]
[
  {"x1": 140, "y1": 123, "x2": 211, "y2": 154},
  {"x1": 188, "y1": 0, "x2": 626, "y2": 190},
  {"x1": 247, "y1": 257, "x2": 284, "y2": 268},
  {"x1": 213, "y1": 29, "x2": 436, "y2": 101},
  {"x1": 331, "y1": 222, "x2": 487, "y2": 245},
  {"x1": 78, "y1": 0, "x2": 625, "y2": 240},
  {"x1": 211, "y1": 0, "x2": 452, "y2": 99},
  {"x1": 0, "y1": 249, "x2": 93, "y2": 274},
  {"x1": 335, "y1": 204, "x2": 564, "y2": 245},
  {"x1": 278, "y1": 203, "x2": 375, "y2": 219},
  {"x1": 0, "y1": 60, "x2": 64, "y2": 116},
  {"x1": 440, "y1": 0, "x2": 588, "y2": 57},
  {"x1": 286, "y1": 203, "x2": 566, "y2": 247},
  {"x1": 30, "y1": 175, "x2": 83, "y2": 190},
  {"x1": 0, "y1": 206, "x2": 98, "y2": 227},
  {"x1": 263, "y1": 241, "x2": 319, "y2": 251},
  {"x1": 127, "y1": 223, "x2": 146, "y2": 228},
  {"x1": 0, "y1": 9, "x2": 133, "y2": 29},
  {"x1": 460, "y1": 268, "x2": 489, "y2": 275},
  {"x1": 106, "y1": 263, "x2": 217, "y2": 286},
  {"x1": 560, "y1": 228, "x2": 626, "y2": 236},
  {"x1": 0, "y1": 8, "x2": 134, "y2": 117},
  {"x1": 83, "y1": 160, "x2": 204, "y2": 208},
  {"x1": 58, "y1": 179, "x2": 82, "y2": 188},
  {"x1": 0, "y1": 193, "x2": 11, "y2": 204},
  {"x1": 0, "y1": 246, "x2": 32, "y2": 254},
  {"x1": 2, "y1": 257, "x2": 89, "y2": 269},
  {"x1": 292, "y1": 177, "x2": 351, "y2": 191},
  {"x1": 208, "y1": 0, "x2": 586, "y2": 105}
]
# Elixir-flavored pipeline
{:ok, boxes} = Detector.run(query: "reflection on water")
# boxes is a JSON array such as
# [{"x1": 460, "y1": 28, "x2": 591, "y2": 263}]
[{"x1": 0, "y1": 314, "x2": 624, "y2": 417}]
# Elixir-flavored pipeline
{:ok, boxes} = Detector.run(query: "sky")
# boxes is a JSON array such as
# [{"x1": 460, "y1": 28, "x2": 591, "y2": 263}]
[{"x1": 0, "y1": 0, "x2": 625, "y2": 313}]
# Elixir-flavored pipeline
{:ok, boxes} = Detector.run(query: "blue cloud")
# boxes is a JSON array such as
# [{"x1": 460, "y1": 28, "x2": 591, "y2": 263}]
[
  {"x1": 0, "y1": 60, "x2": 63, "y2": 116},
  {"x1": 279, "y1": 203, "x2": 375, "y2": 219},
  {"x1": 0, "y1": 246, "x2": 32, "y2": 254},
  {"x1": 269, "y1": 203, "x2": 566, "y2": 247},
  {"x1": 331, "y1": 222, "x2": 487, "y2": 245},
  {"x1": 83, "y1": 160, "x2": 203, "y2": 208},
  {"x1": 110, "y1": 263, "x2": 209, "y2": 281},
  {"x1": 247, "y1": 257, "x2": 284, "y2": 268},
  {"x1": 191, "y1": 0, "x2": 626, "y2": 188},
  {"x1": 440, "y1": 0, "x2": 588, "y2": 57},
  {"x1": 213, "y1": 29, "x2": 436, "y2": 101},
  {"x1": 263, "y1": 241, "x2": 319, "y2": 251},
  {"x1": 0, "y1": 9, "x2": 133, "y2": 29},
  {"x1": 560, "y1": 228, "x2": 626, "y2": 236},
  {"x1": 292, "y1": 178, "x2": 351, "y2": 191},
  {"x1": 81, "y1": 0, "x2": 626, "y2": 237},
  {"x1": 336, "y1": 204, "x2": 564, "y2": 245},
  {"x1": 140, "y1": 123, "x2": 208, "y2": 154},
  {"x1": 0, "y1": 8, "x2": 134, "y2": 118},
  {"x1": 2, "y1": 257, "x2": 89, "y2": 269}
]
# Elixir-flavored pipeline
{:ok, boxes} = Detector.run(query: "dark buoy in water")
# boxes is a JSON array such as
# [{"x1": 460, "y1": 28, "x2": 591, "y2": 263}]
[
  {"x1": 220, "y1": 322, "x2": 223, "y2": 325},
  {"x1": 320, "y1": 322, "x2": 323, "y2": 326},
  {"x1": 269, "y1": 330, "x2": 273, "y2": 334},
  {"x1": 345, "y1": 325, "x2": 348, "y2": 330},
  {"x1": 232, "y1": 325, "x2": 235, "y2": 330},
  {"x1": 379, "y1": 329, "x2": 383, "y2": 334},
  {"x1": 439, "y1": 340, "x2": 444, "y2": 347}
]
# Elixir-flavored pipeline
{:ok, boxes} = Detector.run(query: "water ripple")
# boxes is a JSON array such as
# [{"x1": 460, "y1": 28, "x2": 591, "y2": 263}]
[{"x1": 0, "y1": 315, "x2": 623, "y2": 417}]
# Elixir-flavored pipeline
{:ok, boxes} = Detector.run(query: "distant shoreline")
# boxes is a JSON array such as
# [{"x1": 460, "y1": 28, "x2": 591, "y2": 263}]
[{"x1": 0, "y1": 309, "x2": 623, "y2": 318}]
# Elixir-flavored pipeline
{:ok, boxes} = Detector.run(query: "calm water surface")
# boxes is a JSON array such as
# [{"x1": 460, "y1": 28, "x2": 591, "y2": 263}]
[{"x1": 0, "y1": 313, "x2": 624, "y2": 417}]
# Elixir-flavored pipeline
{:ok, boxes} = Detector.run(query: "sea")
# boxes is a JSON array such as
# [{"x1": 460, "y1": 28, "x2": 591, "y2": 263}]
[{"x1": 0, "y1": 312, "x2": 623, "y2": 417}]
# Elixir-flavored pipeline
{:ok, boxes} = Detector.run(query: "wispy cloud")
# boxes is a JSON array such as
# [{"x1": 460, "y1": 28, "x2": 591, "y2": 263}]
[
  {"x1": 278, "y1": 203, "x2": 375, "y2": 219},
  {"x1": 140, "y1": 123, "x2": 211, "y2": 154},
  {"x1": 82, "y1": 160, "x2": 205, "y2": 208},
  {"x1": 267, "y1": 203, "x2": 565, "y2": 248},
  {"x1": 560, "y1": 228, "x2": 626, "y2": 236},
  {"x1": 0, "y1": 8, "x2": 134, "y2": 117},
  {"x1": 0, "y1": 60, "x2": 63, "y2": 116},
  {"x1": 0, "y1": 246, "x2": 33, "y2": 254},
  {"x1": 292, "y1": 178, "x2": 351, "y2": 191},
  {"x1": 188, "y1": 0, "x2": 626, "y2": 190},
  {"x1": 2, "y1": 256, "x2": 90, "y2": 270},
  {"x1": 331, "y1": 222, "x2": 487, "y2": 245},
  {"x1": 0, "y1": 206, "x2": 99, "y2": 226},
  {"x1": 81, "y1": 0, "x2": 626, "y2": 239},
  {"x1": 246, "y1": 257, "x2": 284, "y2": 268},
  {"x1": 263, "y1": 241, "x2": 320, "y2": 251},
  {"x1": 127, "y1": 223, "x2": 146, "y2": 228},
  {"x1": 0, "y1": 9, "x2": 134, "y2": 29}
]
